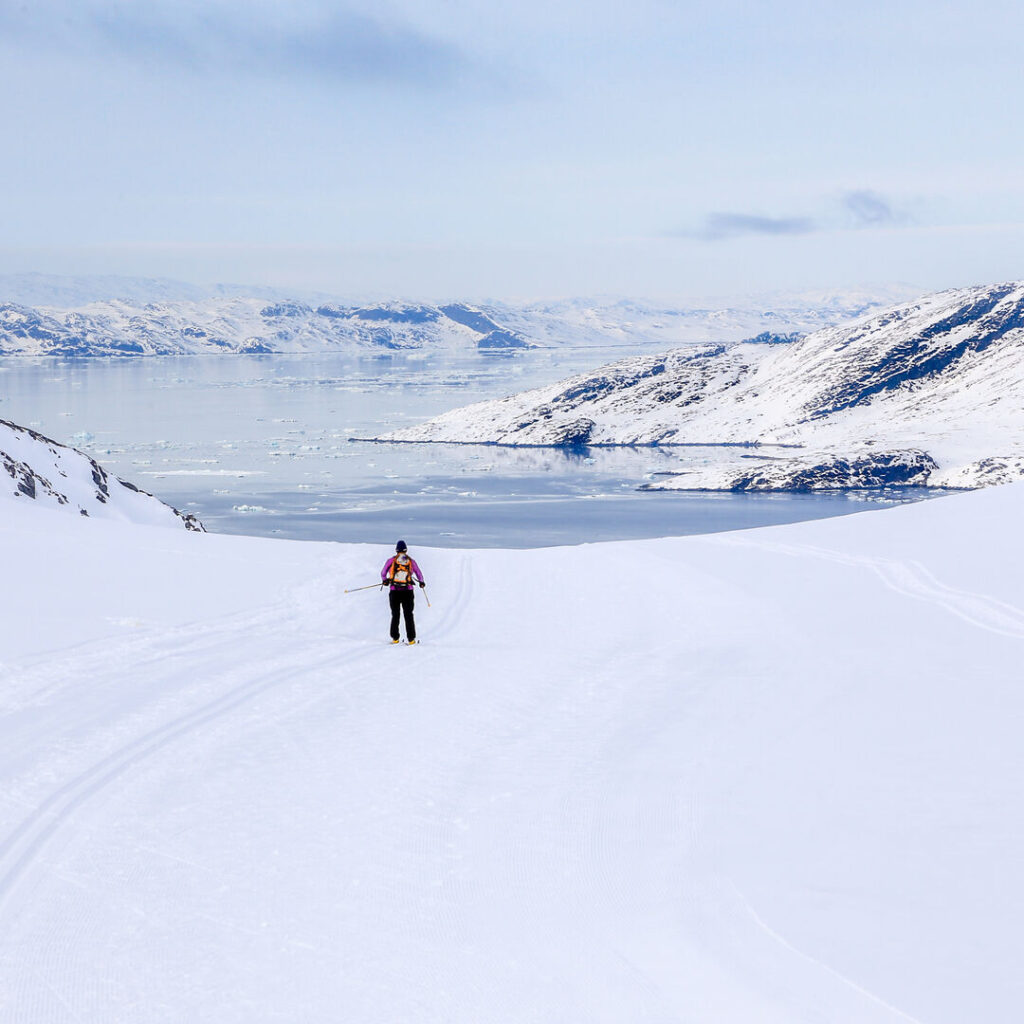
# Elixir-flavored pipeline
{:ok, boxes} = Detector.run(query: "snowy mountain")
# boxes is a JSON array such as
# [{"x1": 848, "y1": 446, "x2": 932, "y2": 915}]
[
  {"x1": 0, "y1": 418, "x2": 203, "y2": 529},
  {"x1": 374, "y1": 282, "x2": 1024, "y2": 490},
  {"x1": 2, "y1": 482, "x2": 1023, "y2": 1021},
  {"x1": 0, "y1": 298, "x2": 525, "y2": 356},
  {"x1": 0, "y1": 283, "x2": 913, "y2": 357},
  {"x1": 487, "y1": 287, "x2": 914, "y2": 348}
]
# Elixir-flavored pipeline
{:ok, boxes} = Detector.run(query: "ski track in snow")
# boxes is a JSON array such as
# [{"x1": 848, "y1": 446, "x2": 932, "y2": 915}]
[
  {"x1": 0, "y1": 560, "x2": 473, "y2": 935},
  {"x1": 3, "y1": 488, "x2": 1024, "y2": 1021},
  {"x1": 0, "y1": 541, "x2": 912, "y2": 1024},
  {"x1": 728, "y1": 882, "x2": 925, "y2": 1024},
  {"x1": 715, "y1": 536, "x2": 1024, "y2": 640}
]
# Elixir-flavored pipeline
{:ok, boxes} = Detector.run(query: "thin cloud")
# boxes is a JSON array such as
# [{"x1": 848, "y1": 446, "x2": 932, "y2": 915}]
[
  {"x1": 684, "y1": 212, "x2": 818, "y2": 242},
  {"x1": 0, "y1": 2, "x2": 474, "y2": 89},
  {"x1": 675, "y1": 191, "x2": 912, "y2": 242},
  {"x1": 842, "y1": 189, "x2": 910, "y2": 227}
]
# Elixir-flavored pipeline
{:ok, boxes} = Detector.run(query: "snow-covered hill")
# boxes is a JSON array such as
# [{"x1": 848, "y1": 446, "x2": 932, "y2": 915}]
[
  {"x1": 1, "y1": 484, "x2": 1023, "y2": 1021},
  {"x1": 488, "y1": 287, "x2": 912, "y2": 348},
  {"x1": 0, "y1": 286, "x2": 912, "y2": 357},
  {"x1": 0, "y1": 419, "x2": 202, "y2": 529},
  {"x1": 375, "y1": 282, "x2": 1024, "y2": 490},
  {"x1": 0, "y1": 298, "x2": 520, "y2": 356}
]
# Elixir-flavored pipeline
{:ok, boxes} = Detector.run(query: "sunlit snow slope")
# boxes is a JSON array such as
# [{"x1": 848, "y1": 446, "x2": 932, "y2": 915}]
[
  {"x1": 0, "y1": 418, "x2": 202, "y2": 529},
  {"x1": 377, "y1": 282, "x2": 1024, "y2": 490},
  {"x1": 1, "y1": 486, "x2": 1022, "y2": 1022}
]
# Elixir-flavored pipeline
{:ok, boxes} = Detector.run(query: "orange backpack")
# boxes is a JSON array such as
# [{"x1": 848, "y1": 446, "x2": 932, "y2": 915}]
[{"x1": 388, "y1": 553, "x2": 414, "y2": 586}]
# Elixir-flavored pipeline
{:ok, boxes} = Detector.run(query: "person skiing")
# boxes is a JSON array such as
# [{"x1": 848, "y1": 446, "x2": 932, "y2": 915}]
[{"x1": 381, "y1": 540, "x2": 425, "y2": 644}]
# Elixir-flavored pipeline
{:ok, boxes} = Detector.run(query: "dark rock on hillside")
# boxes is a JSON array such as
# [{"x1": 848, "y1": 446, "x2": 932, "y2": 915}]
[
  {"x1": 808, "y1": 284, "x2": 1024, "y2": 419},
  {"x1": 478, "y1": 329, "x2": 529, "y2": 350},
  {"x1": 726, "y1": 450, "x2": 937, "y2": 491},
  {"x1": 744, "y1": 331, "x2": 803, "y2": 344},
  {"x1": 1, "y1": 418, "x2": 205, "y2": 530},
  {"x1": 439, "y1": 303, "x2": 503, "y2": 334}
]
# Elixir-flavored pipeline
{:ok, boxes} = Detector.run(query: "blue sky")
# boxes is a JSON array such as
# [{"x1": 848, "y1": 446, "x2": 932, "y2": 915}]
[{"x1": 1, "y1": 0, "x2": 1023, "y2": 301}]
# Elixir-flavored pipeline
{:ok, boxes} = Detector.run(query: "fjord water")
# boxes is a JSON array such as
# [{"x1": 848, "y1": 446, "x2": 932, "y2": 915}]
[{"x1": 0, "y1": 351, "x2": 925, "y2": 546}]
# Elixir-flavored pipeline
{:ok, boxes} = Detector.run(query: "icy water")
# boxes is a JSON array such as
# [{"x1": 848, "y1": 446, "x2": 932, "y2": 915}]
[{"x1": 0, "y1": 351, "x2": 935, "y2": 547}]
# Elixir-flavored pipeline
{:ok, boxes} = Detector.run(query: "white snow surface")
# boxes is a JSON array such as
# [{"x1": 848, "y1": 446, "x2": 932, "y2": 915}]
[
  {"x1": 2, "y1": 484, "x2": 1023, "y2": 1022},
  {"x1": 0, "y1": 419, "x2": 201, "y2": 529},
  {"x1": 379, "y1": 282, "x2": 1024, "y2": 490}
]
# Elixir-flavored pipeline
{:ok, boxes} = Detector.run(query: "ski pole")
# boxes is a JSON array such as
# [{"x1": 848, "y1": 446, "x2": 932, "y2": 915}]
[
  {"x1": 421, "y1": 585, "x2": 431, "y2": 607},
  {"x1": 344, "y1": 582, "x2": 385, "y2": 594}
]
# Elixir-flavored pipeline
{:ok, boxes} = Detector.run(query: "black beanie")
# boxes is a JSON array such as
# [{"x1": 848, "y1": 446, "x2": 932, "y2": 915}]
[{"x1": 396, "y1": 540, "x2": 407, "y2": 552}]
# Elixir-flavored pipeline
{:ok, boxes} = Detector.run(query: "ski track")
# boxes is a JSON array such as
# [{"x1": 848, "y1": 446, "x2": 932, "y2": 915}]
[
  {"x1": 715, "y1": 536, "x2": 1024, "y2": 640},
  {"x1": 0, "y1": 556, "x2": 472, "y2": 940},
  {"x1": 728, "y1": 883, "x2": 926, "y2": 1024}
]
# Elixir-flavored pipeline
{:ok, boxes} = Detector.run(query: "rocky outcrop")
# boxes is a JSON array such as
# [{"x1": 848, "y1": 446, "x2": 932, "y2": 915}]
[
  {"x1": 1, "y1": 419, "x2": 204, "y2": 530},
  {"x1": 643, "y1": 449, "x2": 938, "y2": 492}
]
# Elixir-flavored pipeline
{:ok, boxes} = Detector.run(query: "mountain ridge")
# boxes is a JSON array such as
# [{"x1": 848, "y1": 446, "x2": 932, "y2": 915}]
[
  {"x1": 0, "y1": 281, "x2": 913, "y2": 357},
  {"x1": 369, "y1": 282, "x2": 1024, "y2": 491}
]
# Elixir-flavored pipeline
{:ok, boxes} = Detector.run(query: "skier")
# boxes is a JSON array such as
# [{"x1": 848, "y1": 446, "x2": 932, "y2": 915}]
[{"x1": 381, "y1": 540, "x2": 425, "y2": 644}]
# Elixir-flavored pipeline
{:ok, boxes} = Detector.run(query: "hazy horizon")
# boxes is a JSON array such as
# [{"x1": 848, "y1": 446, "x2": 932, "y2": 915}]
[{"x1": 3, "y1": 1, "x2": 1023, "y2": 300}]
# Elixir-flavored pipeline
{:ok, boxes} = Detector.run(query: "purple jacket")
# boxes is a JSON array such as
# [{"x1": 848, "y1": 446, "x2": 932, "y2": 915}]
[{"x1": 381, "y1": 555, "x2": 424, "y2": 591}]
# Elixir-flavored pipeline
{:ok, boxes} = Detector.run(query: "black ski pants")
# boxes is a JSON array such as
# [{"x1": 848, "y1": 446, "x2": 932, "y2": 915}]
[{"x1": 389, "y1": 587, "x2": 416, "y2": 641}]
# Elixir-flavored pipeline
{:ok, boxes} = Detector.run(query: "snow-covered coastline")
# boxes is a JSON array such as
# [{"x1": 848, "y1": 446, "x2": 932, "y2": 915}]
[
  {"x1": 371, "y1": 282, "x2": 1024, "y2": 491},
  {"x1": 0, "y1": 418, "x2": 203, "y2": 529},
  {"x1": 1, "y1": 481, "x2": 1022, "y2": 1021},
  {"x1": 0, "y1": 287, "x2": 909, "y2": 358}
]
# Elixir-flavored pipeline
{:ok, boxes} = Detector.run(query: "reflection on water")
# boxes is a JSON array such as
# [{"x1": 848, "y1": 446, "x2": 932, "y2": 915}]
[{"x1": 0, "y1": 351, "x2": 938, "y2": 547}]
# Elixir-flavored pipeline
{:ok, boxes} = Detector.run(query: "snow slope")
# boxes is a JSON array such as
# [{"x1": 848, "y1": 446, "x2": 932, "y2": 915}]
[
  {"x1": 0, "y1": 290, "x2": 909, "y2": 357},
  {"x1": 376, "y1": 282, "x2": 1024, "y2": 490},
  {"x1": 2, "y1": 485, "x2": 1023, "y2": 1022},
  {"x1": 0, "y1": 418, "x2": 202, "y2": 529}
]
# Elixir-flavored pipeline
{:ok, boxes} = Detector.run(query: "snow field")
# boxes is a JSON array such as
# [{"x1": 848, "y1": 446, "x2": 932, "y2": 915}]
[{"x1": 1, "y1": 486, "x2": 1023, "y2": 1021}]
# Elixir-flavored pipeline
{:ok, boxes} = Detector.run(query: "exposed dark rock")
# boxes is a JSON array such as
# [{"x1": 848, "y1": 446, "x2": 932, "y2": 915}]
[
  {"x1": 3, "y1": 454, "x2": 37, "y2": 498},
  {"x1": 810, "y1": 285, "x2": 1024, "y2": 418},
  {"x1": 477, "y1": 329, "x2": 529, "y2": 350},
  {"x1": 554, "y1": 361, "x2": 668, "y2": 407},
  {"x1": 548, "y1": 418, "x2": 596, "y2": 447},
  {"x1": 0, "y1": 418, "x2": 205, "y2": 529},
  {"x1": 91, "y1": 464, "x2": 110, "y2": 502},
  {"x1": 315, "y1": 305, "x2": 348, "y2": 319},
  {"x1": 238, "y1": 338, "x2": 275, "y2": 354},
  {"x1": 439, "y1": 304, "x2": 503, "y2": 334},
  {"x1": 351, "y1": 306, "x2": 440, "y2": 324},
  {"x1": 744, "y1": 331, "x2": 803, "y2": 344},
  {"x1": 369, "y1": 329, "x2": 400, "y2": 349},
  {"x1": 260, "y1": 303, "x2": 311, "y2": 318},
  {"x1": 727, "y1": 450, "x2": 937, "y2": 491}
]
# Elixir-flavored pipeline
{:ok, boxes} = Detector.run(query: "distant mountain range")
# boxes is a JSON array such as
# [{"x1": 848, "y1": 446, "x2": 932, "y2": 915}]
[
  {"x1": 370, "y1": 282, "x2": 1024, "y2": 491},
  {"x1": 0, "y1": 275, "x2": 915, "y2": 357},
  {"x1": 0, "y1": 418, "x2": 203, "y2": 529}
]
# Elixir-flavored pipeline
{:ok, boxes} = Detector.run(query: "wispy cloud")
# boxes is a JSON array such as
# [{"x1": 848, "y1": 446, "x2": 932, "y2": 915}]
[
  {"x1": 0, "y1": 1, "x2": 473, "y2": 89},
  {"x1": 675, "y1": 190, "x2": 912, "y2": 242},
  {"x1": 681, "y1": 212, "x2": 818, "y2": 241},
  {"x1": 842, "y1": 189, "x2": 910, "y2": 227}
]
